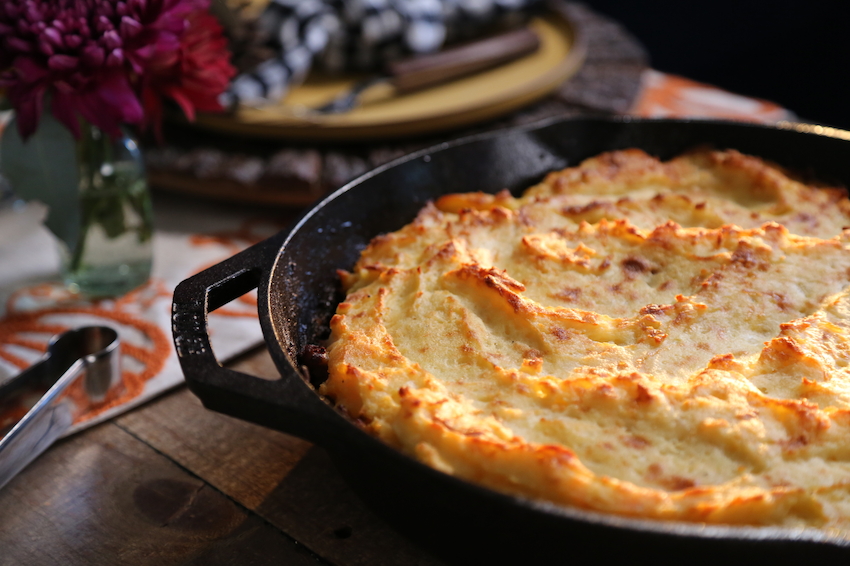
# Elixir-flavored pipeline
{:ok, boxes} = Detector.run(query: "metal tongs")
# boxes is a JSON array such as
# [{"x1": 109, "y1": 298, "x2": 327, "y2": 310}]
[{"x1": 0, "y1": 326, "x2": 121, "y2": 490}]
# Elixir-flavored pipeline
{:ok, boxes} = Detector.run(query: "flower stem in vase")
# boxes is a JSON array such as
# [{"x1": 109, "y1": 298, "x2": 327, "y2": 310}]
[{"x1": 64, "y1": 122, "x2": 154, "y2": 298}]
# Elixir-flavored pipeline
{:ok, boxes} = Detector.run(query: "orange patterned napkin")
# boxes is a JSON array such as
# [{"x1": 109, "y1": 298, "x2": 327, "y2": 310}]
[
  {"x1": 0, "y1": 199, "x2": 283, "y2": 435},
  {"x1": 631, "y1": 69, "x2": 795, "y2": 123}
]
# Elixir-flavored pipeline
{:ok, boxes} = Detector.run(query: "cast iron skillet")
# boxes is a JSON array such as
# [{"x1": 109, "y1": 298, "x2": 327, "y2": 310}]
[{"x1": 173, "y1": 117, "x2": 850, "y2": 564}]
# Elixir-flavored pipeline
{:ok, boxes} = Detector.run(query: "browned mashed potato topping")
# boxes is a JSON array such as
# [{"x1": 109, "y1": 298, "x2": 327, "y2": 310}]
[{"x1": 321, "y1": 148, "x2": 850, "y2": 535}]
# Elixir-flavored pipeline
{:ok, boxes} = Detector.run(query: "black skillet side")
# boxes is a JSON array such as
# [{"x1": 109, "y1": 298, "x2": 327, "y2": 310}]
[{"x1": 174, "y1": 117, "x2": 850, "y2": 564}]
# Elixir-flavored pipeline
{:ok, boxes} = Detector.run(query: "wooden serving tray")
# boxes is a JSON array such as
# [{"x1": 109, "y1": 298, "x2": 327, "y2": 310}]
[
  {"x1": 148, "y1": 2, "x2": 648, "y2": 207},
  {"x1": 189, "y1": 11, "x2": 585, "y2": 141}
]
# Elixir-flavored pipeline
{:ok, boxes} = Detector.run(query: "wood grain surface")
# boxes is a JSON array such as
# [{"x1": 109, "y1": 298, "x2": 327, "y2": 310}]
[
  {"x1": 0, "y1": 347, "x2": 447, "y2": 566},
  {"x1": 0, "y1": 380, "x2": 323, "y2": 566}
]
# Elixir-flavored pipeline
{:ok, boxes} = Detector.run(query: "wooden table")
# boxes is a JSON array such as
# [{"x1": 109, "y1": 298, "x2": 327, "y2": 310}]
[
  {"x1": 0, "y1": 4, "x2": 648, "y2": 564},
  {"x1": 0, "y1": 349, "x2": 450, "y2": 566}
]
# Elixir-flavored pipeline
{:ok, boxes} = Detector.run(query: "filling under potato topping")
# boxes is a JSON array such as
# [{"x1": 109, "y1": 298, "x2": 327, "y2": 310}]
[{"x1": 321, "y1": 148, "x2": 850, "y2": 535}]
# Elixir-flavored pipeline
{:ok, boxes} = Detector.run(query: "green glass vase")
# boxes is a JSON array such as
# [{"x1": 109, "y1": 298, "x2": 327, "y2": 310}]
[
  {"x1": 0, "y1": 113, "x2": 154, "y2": 297},
  {"x1": 67, "y1": 121, "x2": 153, "y2": 296}
]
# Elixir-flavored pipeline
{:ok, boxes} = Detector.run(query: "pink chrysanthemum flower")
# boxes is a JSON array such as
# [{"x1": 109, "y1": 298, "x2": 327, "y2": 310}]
[
  {"x1": 140, "y1": 8, "x2": 235, "y2": 139},
  {"x1": 0, "y1": 0, "x2": 231, "y2": 140}
]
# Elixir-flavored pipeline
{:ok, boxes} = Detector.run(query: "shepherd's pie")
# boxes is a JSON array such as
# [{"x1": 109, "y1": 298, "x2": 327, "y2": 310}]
[{"x1": 321, "y1": 148, "x2": 850, "y2": 535}]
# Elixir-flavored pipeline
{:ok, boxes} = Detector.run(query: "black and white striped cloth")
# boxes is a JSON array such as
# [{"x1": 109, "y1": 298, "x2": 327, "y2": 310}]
[{"x1": 225, "y1": 0, "x2": 543, "y2": 107}]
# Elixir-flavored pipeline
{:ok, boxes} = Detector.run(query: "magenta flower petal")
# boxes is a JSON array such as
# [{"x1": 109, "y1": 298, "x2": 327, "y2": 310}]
[
  {"x1": 38, "y1": 39, "x2": 55, "y2": 56},
  {"x1": 0, "y1": 72, "x2": 13, "y2": 88},
  {"x1": 120, "y1": 16, "x2": 142, "y2": 38},
  {"x1": 7, "y1": 37, "x2": 33, "y2": 52},
  {"x1": 158, "y1": 35, "x2": 182, "y2": 52},
  {"x1": 106, "y1": 48, "x2": 124, "y2": 67},
  {"x1": 14, "y1": 88, "x2": 45, "y2": 140},
  {"x1": 101, "y1": 30, "x2": 122, "y2": 50},
  {"x1": 14, "y1": 56, "x2": 48, "y2": 82},
  {"x1": 65, "y1": 34, "x2": 82, "y2": 49},
  {"x1": 81, "y1": 44, "x2": 105, "y2": 67},
  {"x1": 24, "y1": 3, "x2": 42, "y2": 23},
  {"x1": 48, "y1": 54, "x2": 78, "y2": 71},
  {"x1": 42, "y1": 27, "x2": 64, "y2": 48},
  {"x1": 133, "y1": 44, "x2": 156, "y2": 60},
  {"x1": 97, "y1": 73, "x2": 144, "y2": 124},
  {"x1": 77, "y1": 95, "x2": 122, "y2": 138},
  {"x1": 96, "y1": 15, "x2": 113, "y2": 33},
  {"x1": 50, "y1": 90, "x2": 82, "y2": 138}
]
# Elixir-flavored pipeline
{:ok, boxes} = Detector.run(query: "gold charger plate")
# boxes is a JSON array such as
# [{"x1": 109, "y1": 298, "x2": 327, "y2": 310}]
[{"x1": 192, "y1": 10, "x2": 586, "y2": 141}]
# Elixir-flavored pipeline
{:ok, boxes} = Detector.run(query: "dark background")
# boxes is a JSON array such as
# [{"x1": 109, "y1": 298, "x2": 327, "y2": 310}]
[{"x1": 585, "y1": 1, "x2": 850, "y2": 128}]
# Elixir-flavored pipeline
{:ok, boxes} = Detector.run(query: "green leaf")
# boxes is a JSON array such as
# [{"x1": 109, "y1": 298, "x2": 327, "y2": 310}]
[
  {"x1": 0, "y1": 113, "x2": 80, "y2": 251},
  {"x1": 93, "y1": 194, "x2": 127, "y2": 238}
]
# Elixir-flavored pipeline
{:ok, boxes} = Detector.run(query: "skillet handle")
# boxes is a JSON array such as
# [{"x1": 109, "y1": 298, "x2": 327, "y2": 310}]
[{"x1": 171, "y1": 234, "x2": 347, "y2": 446}]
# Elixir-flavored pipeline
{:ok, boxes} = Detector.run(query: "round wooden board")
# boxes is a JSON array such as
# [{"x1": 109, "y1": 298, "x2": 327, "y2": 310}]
[{"x1": 191, "y1": 11, "x2": 585, "y2": 141}]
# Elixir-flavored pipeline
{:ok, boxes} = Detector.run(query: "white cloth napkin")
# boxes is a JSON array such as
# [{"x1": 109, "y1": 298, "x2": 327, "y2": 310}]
[{"x1": 0, "y1": 200, "x2": 48, "y2": 250}]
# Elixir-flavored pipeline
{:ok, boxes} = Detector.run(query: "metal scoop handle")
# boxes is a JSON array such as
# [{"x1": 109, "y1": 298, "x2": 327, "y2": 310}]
[{"x1": 0, "y1": 326, "x2": 120, "y2": 490}]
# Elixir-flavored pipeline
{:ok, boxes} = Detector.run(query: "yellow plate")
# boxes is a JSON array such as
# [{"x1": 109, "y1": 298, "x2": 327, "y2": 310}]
[{"x1": 192, "y1": 11, "x2": 586, "y2": 141}]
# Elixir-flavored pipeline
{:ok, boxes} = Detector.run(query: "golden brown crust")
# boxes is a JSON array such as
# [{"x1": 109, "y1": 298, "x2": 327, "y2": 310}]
[{"x1": 321, "y1": 149, "x2": 850, "y2": 535}]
